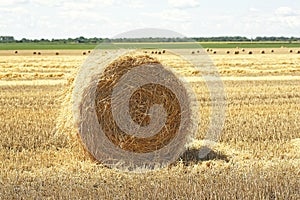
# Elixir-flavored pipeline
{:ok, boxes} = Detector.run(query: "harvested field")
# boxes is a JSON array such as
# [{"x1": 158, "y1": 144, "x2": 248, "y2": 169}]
[{"x1": 0, "y1": 49, "x2": 299, "y2": 199}]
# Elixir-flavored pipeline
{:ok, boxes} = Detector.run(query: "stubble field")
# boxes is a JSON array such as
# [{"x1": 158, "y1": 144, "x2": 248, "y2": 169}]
[{"x1": 0, "y1": 49, "x2": 299, "y2": 199}]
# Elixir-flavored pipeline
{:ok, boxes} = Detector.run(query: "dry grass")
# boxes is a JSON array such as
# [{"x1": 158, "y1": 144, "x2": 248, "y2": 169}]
[{"x1": 0, "y1": 49, "x2": 299, "y2": 199}]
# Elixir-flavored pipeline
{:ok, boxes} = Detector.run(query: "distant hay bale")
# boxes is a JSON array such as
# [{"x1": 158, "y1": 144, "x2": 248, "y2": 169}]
[
  {"x1": 242, "y1": 49, "x2": 245, "y2": 52},
  {"x1": 234, "y1": 51, "x2": 239, "y2": 55},
  {"x1": 197, "y1": 50, "x2": 200, "y2": 53},
  {"x1": 271, "y1": 50, "x2": 274, "y2": 53},
  {"x1": 226, "y1": 51, "x2": 230, "y2": 54},
  {"x1": 248, "y1": 51, "x2": 253, "y2": 55},
  {"x1": 151, "y1": 51, "x2": 154, "y2": 54},
  {"x1": 38, "y1": 52, "x2": 41, "y2": 55},
  {"x1": 162, "y1": 50, "x2": 166, "y2": 54},
  {"x1": 55, "y1": 52, "x2": 59, "y2": 55},
  {"x1": 14, "y1": 51, "x2": 18, "y2": 54},
  {"x1": 213, "y1": 51, "x2": 217, "y2": 54},
  {"x1": 158, "y1": 51, "x2": 161, "y2": 54},
  {"x1": 33, "y1": 52, "x2": 37, "y2": 55},
  {"x1": 88, "y1": 50, "x2": 91, "y2": 53},
  {"x1": 206, "y1": 49, "x2": 210, "y2": 52},
  {"x1": 192, "y1": 51, "x2": 195, "y2": 54},
  {"x1": 56, "y1": 54, "x2": 195, "y2": 169},
  {"x1": 83, "y1": 52, "x2": 86, "y2": 55},
  {"x1": 289, "y1": 49, "x2": 293, "y2": 53},
  {"x1": 297, "y1": 50, "x2": 300, "y2": 54},
  {"x1": 261, "y1": 50, "x2": 265, "y2": 54},
  {"x1": 155, "y1": 51, "x2": 158, "y2": 54}
]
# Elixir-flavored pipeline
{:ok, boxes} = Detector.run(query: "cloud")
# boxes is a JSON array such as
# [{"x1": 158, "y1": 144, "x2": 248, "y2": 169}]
[
  {"x1": 275, "y1": 7, "x2": 296, "y2": 16},
  {"x1": 0, "y1": 7, "x2": 29, "y2": 15},
  {"x1": 240, "y1": 6, "x2": 300, "y2": 36},
  {"x1": 61, "y1": 2, "x2": 95, "y2": 11},
  {"x1": 143, "y1": 9, "x2": 191, "y2": 22},
  {"x1": 0, "y1": 0, "x2": 29, "y2": 6},
  {"x1": 126, "y1": 0, "x2": 144, "y2": 8},
  {"x1": 168, "y1": 0, "x2": 200, "y2": 9},
  {"x1": 249, "y1": 8, "x2": 259, "y2": 12},
  {"x1": 274, "y1": 7, "x2": 300, "y2": 28},
  {"x1": 30, "y1": 0, "x2": 65, "y2": 7}
]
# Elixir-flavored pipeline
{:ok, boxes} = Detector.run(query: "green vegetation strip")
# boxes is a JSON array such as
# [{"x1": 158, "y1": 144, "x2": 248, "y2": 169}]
[{"x1": 1, "y1": 42, "x2": 300, "y2": 50}]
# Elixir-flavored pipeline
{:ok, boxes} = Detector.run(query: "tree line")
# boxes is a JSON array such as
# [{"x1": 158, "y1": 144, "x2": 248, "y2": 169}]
[{"x1": 0, "y1": 36, "x2": 299, "y2": 43}]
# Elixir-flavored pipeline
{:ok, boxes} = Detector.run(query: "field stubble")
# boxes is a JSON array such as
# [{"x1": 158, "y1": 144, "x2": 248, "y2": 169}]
[{"x1": 0, "y1": 49, "x2": 299, "y2": 199}]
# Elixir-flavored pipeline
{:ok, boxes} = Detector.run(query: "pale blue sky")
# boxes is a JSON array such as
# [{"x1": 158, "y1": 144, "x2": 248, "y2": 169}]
[{"x1": 0, "y1": 0, "x2": 299, "y2": 39}]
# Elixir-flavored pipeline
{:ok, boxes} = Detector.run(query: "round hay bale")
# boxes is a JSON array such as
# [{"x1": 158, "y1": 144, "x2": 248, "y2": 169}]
[
  {"x1": 158, "y1": 51, "x2": 161, "y2": 54},
  {"x1": 226, "y1": 51, "x2": 230, "y2": 54},
  {"x1": 192, "y1": 51, "x2": 195, "y2": 54},
  {"x1": 14, "y1": 51, "x2": 18, "y2": 54},
  {"x1": 271, "y1": 50, "x2": 274, "y2": 53},
  {"x1": 197, "y1": 50, "x2": 200, "y2": 53},
  {"x1": 55, "y1": 52, "x2": 59, "y2": 55},
  {"x1": 234, "y1": 51, "x2": 239, "y2": 55},
  {"x1": 162, "y1": 50, "x2": 166, "y2": 54},
  {"x1": 289, "y1": 49, "x2": 293, "y2": 53},
  {"x1": 88, "y1": 50, "x2": 91, "y2": 54},
  {"x1": 38, "y1": 52, "x2": 41, "y2": 55},
  {"x1": 213, "y1": 51, "x2": 217, "y2": 54},
  {"x1": 83, "y1": 52, "x2": 86, "y2": 55},
  {"x1": 151, "y1": 51, "x2": 154, "y2": 54},
  {"x1": 155, "y1": 51, "x2": 158, "y2": 54},
  {"x1": 33, "y1": 52, "x2": 37, "y2": 55},
  {"x1": 69, "y1": 54, "x2": 196, "y2": 170},
  {"x1": 297, "y1": 50, "x2": 300, "y2": 54},
  {"x1": 242, "y1": 49, "x2": 245, "y2": 52},
  {"x1": 206, "y1": 49, "x2": 210, "y2": 52},
  {"x1": 261, "y1": 50, "x2": 265, "y2": 54},
  {"x1": 248, "y1": 51, "x2": 253, "y2": 55}
]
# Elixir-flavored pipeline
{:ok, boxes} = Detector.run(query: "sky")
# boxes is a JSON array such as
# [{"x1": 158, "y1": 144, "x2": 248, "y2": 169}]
[{"x1": 0, "y1": 0, "x2": 299, "y2": 39}]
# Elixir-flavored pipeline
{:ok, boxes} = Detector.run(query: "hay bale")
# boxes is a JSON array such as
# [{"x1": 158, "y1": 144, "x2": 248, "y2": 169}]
[
  {"x1": 88, "y1": 50, "x2": 91, "y2": 53},
  {"x1": 38, "y1": 52, "x2": 41, "y2": 55},
  {"x1": 271, "y1": 50, "x2": 274, "y2": 53},
  {"x1": 213, "y1": 51, "x2": 217, "y2": 54},
  {"x1": 242, "y1": 49, "x2": 245, "y2": 52},
  {"x1": 234, "y1": 51, "x2": 239, "y2": 55},
  {"x1": 162, "y1": 50, "x2": 166, "y2": 54},
  {"x1": 289, "y1": 49, "x2": 293, "y2": 53},
  {"x1": 83, "y1": 52, "x2": 86, "y2": 55},
  {"x1": 248, "y1": 51, "x2": 253, "y2": 55},
  {"x1": 55, "y1": 52, "x2": 59, "y2": 55},
  {"x1": 151, "y1": 51, "x2": 154, "y2": 54},
  {"x1": 33, "y1": 52, "x2": 37, "y2": 55},
  {"x1": 226, "y1": 51, "x2": 230, "y2": 54},
  {"x1": 59, "y1": 54, "x2": 195, "y2": 170},
  {"x1": 206, "y1": 49, "x2": 210, "y2": 52},
  {"x1": 192, "y1": 51, "x2": 195, "y2": 54},
  {"x1": 297, "y1": 50, "x2": 300, "y2": 54},
  {"x1": 14, "y1": 51, "x2": 18, "y2": 54},
  {"x1": 158, "y1": 51, "x2": 161, "y2": 54},
  {"x1": 261, "y1": 50, "x2": 265, "y2": 54}
]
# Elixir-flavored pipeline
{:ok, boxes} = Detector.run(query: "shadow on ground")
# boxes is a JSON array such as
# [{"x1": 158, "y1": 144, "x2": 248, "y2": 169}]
[{"x1": 179, "y1": 147, "x2": 229, "y2": 165}]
